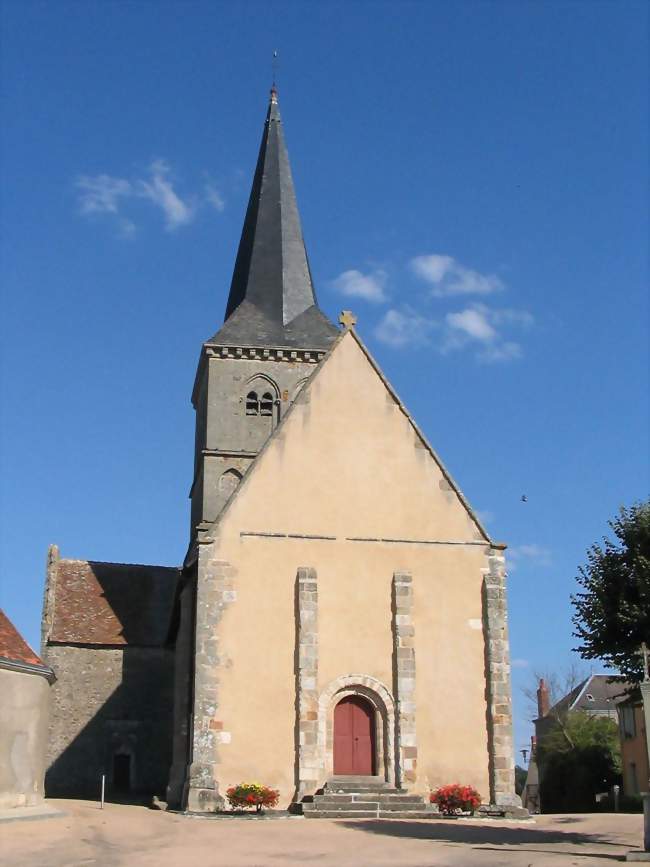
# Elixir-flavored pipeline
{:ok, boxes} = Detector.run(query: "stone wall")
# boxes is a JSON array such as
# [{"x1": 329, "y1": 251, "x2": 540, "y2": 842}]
[
  {"x1": 0, "y1": 668, "x2": 50, "y2": 809},
  {"x1": 185, "y1": 549, "x2": 237, "y2": 812},
  {"x1": 482, "y1": 546, "x2": 518, "y2": 807},
  {"x1": 166, "y1": 577, "x2": 195, "y2": 808},
  {"x1": 392, "y1": 571, "x2": 416, "y2": 786},
  {"x1": 191, "y1": 354, "x2": 320, "y2": 536},
  {"x1": 295, "y1": 567, "x2": 319, "y2": 798},
  {"x1": 44, "y1": 645, "x2": 174, "y2": 798}
]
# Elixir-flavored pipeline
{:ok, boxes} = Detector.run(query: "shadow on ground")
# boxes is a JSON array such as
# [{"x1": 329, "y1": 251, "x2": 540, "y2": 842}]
[{"x1": 339, "y1": 817, "x2": 630, "y2": 861}]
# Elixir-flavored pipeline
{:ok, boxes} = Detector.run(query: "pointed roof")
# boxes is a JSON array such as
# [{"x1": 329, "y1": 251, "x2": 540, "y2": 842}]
[
  {"x1": 208, "y1": 89, "x2": 338, "y2": 350},
  {"x1": 0, "y1": 608, "x2": 44, "y2": 666}
]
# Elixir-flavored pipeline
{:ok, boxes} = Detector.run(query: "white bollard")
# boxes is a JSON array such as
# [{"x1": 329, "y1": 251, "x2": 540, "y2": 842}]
[{"x1": 101, "y1": 774, "x2": 105, "y2": 810}]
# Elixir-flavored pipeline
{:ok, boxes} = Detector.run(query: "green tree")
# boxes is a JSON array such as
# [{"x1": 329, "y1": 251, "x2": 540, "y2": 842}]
[
  {"x1": 572, "y1": 501, "x2": 650, "y2": 682},
  {"x1": 537, "y1": 711, "x2": 621, "y2": 812}
]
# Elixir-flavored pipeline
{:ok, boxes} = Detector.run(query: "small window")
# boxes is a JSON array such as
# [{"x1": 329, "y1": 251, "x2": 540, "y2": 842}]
[
  {"x1": 259, "y1": 392, "x2": 274, "y2": 416},
  {"x1": 620, "y1": 705, "x2": 637, "y2": 739},
  {"x1": 246, "y1": 391, "x2": 259, "y2": 415}
]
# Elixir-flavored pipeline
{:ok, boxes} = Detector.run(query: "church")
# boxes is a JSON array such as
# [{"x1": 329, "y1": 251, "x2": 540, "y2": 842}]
[{"x1": 41, "y1": 88, "x2": 518, "y2": 814}]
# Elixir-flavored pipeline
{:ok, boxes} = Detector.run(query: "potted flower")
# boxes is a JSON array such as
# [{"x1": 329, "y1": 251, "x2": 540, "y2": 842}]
[
  {"x1": 430, "y1": 784, "x2": 481, "y2": 816},
  {"x1": 225, "y1": 782, "x2": 280, "y2": 814}
]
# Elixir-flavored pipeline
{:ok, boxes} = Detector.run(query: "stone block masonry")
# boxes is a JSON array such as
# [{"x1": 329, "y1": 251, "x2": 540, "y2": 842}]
[
  {"x1": 482, "y1": 547, "x2": 519, "y2": 807},
  {"x1": 185, "y1": 549, "x2": 237, "y2": 812},
  {"x1": 295, "y1": 567, "x2": 319, "y2": 799},
  {"x1": 392, "y1": 572, "x2": 416, "y2": 787}
]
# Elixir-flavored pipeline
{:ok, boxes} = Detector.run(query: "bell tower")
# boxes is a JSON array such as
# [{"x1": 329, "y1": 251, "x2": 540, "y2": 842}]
[{"x1": 189, "y1": 88, "x2": 338, "y2": 542}]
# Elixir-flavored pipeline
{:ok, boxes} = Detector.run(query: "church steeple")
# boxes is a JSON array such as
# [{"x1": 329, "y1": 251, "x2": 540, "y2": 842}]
[{"x1": 208, "y1": 89, "x2": 337, "y2": 350}]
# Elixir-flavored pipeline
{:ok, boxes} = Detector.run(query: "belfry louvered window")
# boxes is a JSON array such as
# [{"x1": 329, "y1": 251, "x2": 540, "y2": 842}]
[
  {"x1": 260, "y1": 392, "x2": 274, "y2": 416},
  {"x1": 245, "y1": 391, "x2": 259, "y2": 415}
]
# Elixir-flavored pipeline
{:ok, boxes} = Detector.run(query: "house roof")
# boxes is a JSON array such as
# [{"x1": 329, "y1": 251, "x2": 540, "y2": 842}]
[
  {"x1": 48, "y1": 559, "x2": 180, "y2": 647},
  {"x1": 0, "y1": 609, "x2": 44, "y2": 666},
  {"x1": 207, "y1": 88, "x2": 338, "y2": 351},
  {"x1": 547, "y1": 674, "x2": 629, "y2": 718}
]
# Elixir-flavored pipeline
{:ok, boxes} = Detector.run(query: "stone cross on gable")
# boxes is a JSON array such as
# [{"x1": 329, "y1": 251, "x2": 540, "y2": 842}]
[
  {"x1": 641, "y1": 642, "x2": 650, "y2": 682},
  {"x1": 339, "y1": 310, "x2": 357, "y2": 328}
]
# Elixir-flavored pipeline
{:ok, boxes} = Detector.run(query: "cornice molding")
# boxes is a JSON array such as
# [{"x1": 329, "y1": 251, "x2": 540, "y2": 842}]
[{"x1": 205, "y1": 345, "x2": 326, "y2": 364}]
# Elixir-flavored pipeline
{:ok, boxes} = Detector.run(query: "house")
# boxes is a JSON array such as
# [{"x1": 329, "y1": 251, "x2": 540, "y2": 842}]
[
  {"x1": 0, "y1": 609, "x2": 54, "y2": 808},
  {"x1": 617, "y1": 694, "x2": 649, "y2": 796},
  {"x1": 535, "y1": 673, "x2": 626, "y2": 740},
  {"x1": 42, "y1": 88, "x2": 520, "y2": 814},
  {"x1": 532, "y1": 673, "x2": 629, "y2": 811}
]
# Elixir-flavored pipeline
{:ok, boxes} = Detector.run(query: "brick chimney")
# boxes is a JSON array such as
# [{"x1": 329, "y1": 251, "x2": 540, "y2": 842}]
[{"x1": 537, "y1": 678, "x2": 550, "y2": 718}]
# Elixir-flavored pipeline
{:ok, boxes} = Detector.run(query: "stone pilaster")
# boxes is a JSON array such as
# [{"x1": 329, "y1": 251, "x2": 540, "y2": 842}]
[
  {"x1": 483, "y1": 547, "x2": 519, "y2": 807},
  {"x1": 185, "y1": 546, "x2": 237, "y2": 812},
  {"x1": 295, "y1": 567, "x2": 319, "y2": 799},
  {"x1": 392, "y1": 571, "x2": 416, "y2": 788}
]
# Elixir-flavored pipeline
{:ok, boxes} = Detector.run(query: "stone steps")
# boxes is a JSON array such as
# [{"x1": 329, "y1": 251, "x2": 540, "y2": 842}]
[{"x1": 300, "y1": 777, "x2": 437, "y2": 819}]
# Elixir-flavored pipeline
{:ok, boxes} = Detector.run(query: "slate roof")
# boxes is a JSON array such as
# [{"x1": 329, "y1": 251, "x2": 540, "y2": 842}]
[
  {"x1": 547, "y1": 674, "x2": 628, "y2": 718},
  {"x1": 48, "y1": 559, "x2": 180, "y2": 647},
  {"x1": 208, "y1": 88, "x2": 338, "y2": 351},
  {"x1": 0, "y1": 609, "x2": 44, "y2": 666}
]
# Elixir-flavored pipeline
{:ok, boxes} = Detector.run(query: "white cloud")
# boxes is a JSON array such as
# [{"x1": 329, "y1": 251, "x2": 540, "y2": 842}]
[
  {"x1": 508, "y1": 544, "x2": 552, "y2": 572},
  {"x1": 204, "y1": 183, "x2": 225, "y2": 213},
  {"x1": 77, "y1": 174, "x2": 132, "y2": 215},
  {"x1": 442, "y1": 303, "x2": 532, "y2": 363},
  {"x1": 410, "y1": 253, "x2": 504, "y2": 297},
  {"x1": 446, "y1": 307, "x2": 497, "y2": 341},
  {"x1": 117, "y1": 218, "x2": 137, "y2": 240},
  {"x1": 76, "y1": 160, "x2": 223, "y2": 236},
  {"x1": 511, "y1": 658, "x2": 530, "y2": 669},
  {"x1": 374, "y1": 308, "x2": 434, "y2": 348},
  {"x1": 411, "y1": 254, "x2": 455, "y2": 284},
  {"x1": 331, "y1": 268, "x2": 387, "y2": 303},
  {"x1": 137, "y1": 160, "x2": 194, "y2": 231}
]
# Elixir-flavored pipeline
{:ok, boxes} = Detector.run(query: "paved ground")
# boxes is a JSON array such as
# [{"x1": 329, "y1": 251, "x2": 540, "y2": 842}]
[{"x1": 0, "y1": 799, "x2": 642, "y2": 866}]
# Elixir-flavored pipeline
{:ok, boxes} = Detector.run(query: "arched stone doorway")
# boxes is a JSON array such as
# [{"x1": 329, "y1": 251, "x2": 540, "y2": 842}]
[
  {"x1": 333, "y1": 695, "x2": 376, "y2": 775},
  {"x1": 317, "y1": 675, "x2": 397, "y2": 786}
]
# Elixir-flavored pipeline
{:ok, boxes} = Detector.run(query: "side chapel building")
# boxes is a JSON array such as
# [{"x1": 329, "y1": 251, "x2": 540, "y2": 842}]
[{"x1": 41, "y1": 89, "x2": 518, "y2": 812}]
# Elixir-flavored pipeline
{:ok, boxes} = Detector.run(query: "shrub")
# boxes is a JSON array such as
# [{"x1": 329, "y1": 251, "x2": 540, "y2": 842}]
[
  {"x1": 225, "y1": 782, "x2": 280, "y2": 813},
  {"x1": 430, "y1": 784, "x2": 481, "y2": 815}
]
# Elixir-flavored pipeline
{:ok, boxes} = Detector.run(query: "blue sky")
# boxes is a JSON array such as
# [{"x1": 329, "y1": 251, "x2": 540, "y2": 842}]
[{"x1": 1, "y1": 0, "x2": 648, "y2": 760}]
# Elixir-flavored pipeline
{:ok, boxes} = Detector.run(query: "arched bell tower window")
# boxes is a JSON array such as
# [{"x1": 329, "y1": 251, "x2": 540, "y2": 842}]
[
  {"x1": 259, "y1": 392, "x2": 274, "y2": 416},
  {"x1": 245, "y1": 391, "x2": 259, "y2": 415}
]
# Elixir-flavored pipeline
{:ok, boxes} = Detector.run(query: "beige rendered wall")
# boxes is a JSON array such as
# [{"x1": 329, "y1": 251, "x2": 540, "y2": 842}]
[
  {"x1": 196, "y1": 332, "x2": 505, "y2": 806},
  {"x1": 0, "y1": 668, "x2": 50, "y2": 808},
  {"x1": 621, "y1": 706, "x2": 650, "y2": 795}
]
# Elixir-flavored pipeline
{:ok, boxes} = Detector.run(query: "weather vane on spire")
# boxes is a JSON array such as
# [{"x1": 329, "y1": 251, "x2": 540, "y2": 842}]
[{"x1": 272, "y1": 50, "x2": 279, "y2": 90}]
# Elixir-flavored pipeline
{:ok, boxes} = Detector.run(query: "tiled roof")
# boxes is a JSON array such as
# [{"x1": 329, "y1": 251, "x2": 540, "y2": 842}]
[
  {"x1": 0, "y1": 609, "x2": 43, "y2": 665},
  {"x1": 48, "y1": 559, "x2": 180, "y2": 647}
]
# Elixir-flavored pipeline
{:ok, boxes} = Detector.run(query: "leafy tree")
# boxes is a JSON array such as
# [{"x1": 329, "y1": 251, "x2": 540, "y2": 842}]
[
  {"x1": 572, "y1": 501, "x2": 650, "y2": 682},
  {"x1": 537, "y1": 711, "x2": 621, "y2": 812}
]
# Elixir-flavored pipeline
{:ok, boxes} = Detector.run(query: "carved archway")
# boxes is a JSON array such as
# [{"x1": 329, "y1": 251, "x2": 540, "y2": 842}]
[{"x1": 318, "y1": 675, "x2": 396, "y2": 785}]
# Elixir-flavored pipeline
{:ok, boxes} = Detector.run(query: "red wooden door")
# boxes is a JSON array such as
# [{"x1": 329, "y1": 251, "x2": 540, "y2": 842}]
[{"x1": 333, "y1": 696, "x2": 375, "y2": 775}]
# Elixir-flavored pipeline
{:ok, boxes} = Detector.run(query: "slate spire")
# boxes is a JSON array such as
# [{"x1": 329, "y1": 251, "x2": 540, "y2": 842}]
[{"x1": 209, "y1": 88, "x2": 338, "y2": 350}]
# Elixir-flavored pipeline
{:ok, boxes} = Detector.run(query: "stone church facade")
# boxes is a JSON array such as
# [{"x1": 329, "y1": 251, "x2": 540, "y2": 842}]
[{"x1": 42, "y1": 89, "x2": 518, "y2": 812}]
